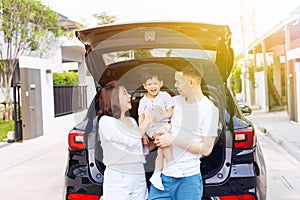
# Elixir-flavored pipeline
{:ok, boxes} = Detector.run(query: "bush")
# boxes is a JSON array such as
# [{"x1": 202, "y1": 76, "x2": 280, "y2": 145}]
[
  {"x1": 230, "y1": 65, "x2": 242, "y2": 94},
  {"x1": 0, "y1": 120, "x2": 14, "y2": 142},
  {"x1": 53, "y1": 71, "x2": 79, "y2": 85}
]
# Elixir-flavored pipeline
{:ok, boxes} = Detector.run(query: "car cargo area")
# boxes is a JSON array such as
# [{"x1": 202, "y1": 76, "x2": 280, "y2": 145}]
[{"x1": 89, "y1": 58, "x2": 227, "y2": 186}]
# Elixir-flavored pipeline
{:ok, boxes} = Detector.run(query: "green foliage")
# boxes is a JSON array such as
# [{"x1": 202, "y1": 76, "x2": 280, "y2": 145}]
[
  {"x1": 53, "y1": 71, "x2": 79, "y2": 85},
  {"x1": 166, "y1": 49, "x2": 172, "y2": 57},
  {"x1": 230, "y1": 54, "x2": 245, "y2": 94},
  {"x1": 0, "y1": 120, "x2": 14, "y2": 141},
  {"x1": 92, "y1": 12, "x2": 117, "y2": 25},
  {"x1": 230, "y1": 65, "x2": 242, "y2": 94},
  {"x1": 134, "y1": 49, "x2": 153, "y2": 58},
  {"x1": 0, "y1": 0, "x2": 66, "y2": 120},
  {"x1": 1, "y1": 0, "x2": 65, "y2": 52}
]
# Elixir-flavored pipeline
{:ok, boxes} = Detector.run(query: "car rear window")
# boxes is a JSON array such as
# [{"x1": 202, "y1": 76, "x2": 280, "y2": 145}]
[{"x1": 102, "y1": 48, "x2": 216, "y2": 66}]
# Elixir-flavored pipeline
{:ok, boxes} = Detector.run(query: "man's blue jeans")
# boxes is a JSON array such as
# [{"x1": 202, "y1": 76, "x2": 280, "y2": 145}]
[{"x1": 148, "y1": 173, "x2": 203, "y2": 200}]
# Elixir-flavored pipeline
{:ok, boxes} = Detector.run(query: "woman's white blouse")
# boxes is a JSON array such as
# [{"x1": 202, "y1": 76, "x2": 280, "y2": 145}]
[{"x1": 98, "y1": 116, "x2": 147, "y2": 173}]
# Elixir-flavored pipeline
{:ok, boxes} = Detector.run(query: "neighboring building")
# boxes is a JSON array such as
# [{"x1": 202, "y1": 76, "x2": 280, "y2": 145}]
[
  {"x1": 31, "y1": 14, "x2": 86, "y2": 78},
  {"x1": 0, "y1": 11, "x2": 92, "y2": 141},
  {"x1": 0, "y1": 13, "x2": 86, "y2": 101},
  {"x1": 248, "y1": 6, "x2": 300, "y2": 123}
]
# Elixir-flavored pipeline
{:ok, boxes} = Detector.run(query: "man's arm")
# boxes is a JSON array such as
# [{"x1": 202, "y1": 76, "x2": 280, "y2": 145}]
[{"x1": 155, "y1": 133, "x2": 216, "y2": 156}]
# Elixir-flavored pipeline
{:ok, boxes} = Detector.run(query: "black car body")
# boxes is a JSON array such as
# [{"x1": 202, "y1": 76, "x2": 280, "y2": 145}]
[{"x1": 64, "y1": 22, "x2": 267, "y2": 200}]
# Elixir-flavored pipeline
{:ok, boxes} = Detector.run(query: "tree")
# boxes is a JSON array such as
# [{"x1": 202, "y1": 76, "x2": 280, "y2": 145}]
[
  {"x1": 134, "y1": 49, "x2": 153, "y2": 58},
  {"x1": 230, "y1": 54, "x2": 244, "y2": 95},
  {"x1": 166, "y1": 49, "x2": 172, "y2": 57},
  {"x1": 0, "y1": 0, "x2": 66, "y2": 120},
  {"x1": 92, "y1": 12, "x2": 117, "y2": 26},
  {"x1": 230, "y1": 65, "x2": 242, "y2": 95}
]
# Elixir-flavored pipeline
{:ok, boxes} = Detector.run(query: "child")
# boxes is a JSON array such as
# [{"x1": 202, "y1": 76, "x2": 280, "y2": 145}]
[{"x1": 138, "y1": 72, "x2": 183, "y2": 191}]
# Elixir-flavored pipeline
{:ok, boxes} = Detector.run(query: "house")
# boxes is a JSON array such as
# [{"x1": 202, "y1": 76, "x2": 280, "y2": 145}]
[
  {"x1": 0, "y1": 11, "x2": 93, "y2": 141},
  {"x1": 247, "y1": 6, "x2": 300, "y2": 123}
]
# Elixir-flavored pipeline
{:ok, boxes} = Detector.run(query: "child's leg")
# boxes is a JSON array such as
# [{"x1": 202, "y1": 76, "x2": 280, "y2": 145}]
[
  {"x1": 163, "y1": 144, "x2": 184, "y2": 178},
  {"x1": 150, "y1": 147, "x2": 165, "y2": 190},
  {"x1": 162, "y1": 144, "x2": 173, "y2": 163},
  {"x1": 153, "y1": 132, "x2": 165, "y2": 171},
  {"x1": 155, "y1": 147, "x2": 164, "y2": 171}
]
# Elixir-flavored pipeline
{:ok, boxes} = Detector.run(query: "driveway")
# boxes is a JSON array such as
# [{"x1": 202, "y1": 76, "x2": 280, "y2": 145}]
[{"x1": 0, "y1": 134, "x2": 68, "y2": 200}]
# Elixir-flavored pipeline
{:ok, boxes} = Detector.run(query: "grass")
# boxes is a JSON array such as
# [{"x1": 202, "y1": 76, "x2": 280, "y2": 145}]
[{"x1": 0, "y1": 120, "x2": 14, "y2": 142}]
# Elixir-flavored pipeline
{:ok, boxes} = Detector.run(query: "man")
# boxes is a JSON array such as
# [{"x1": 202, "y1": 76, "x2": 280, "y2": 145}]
[{"x1": 148, "y1": 65, "x2": 219, "y2": 200}]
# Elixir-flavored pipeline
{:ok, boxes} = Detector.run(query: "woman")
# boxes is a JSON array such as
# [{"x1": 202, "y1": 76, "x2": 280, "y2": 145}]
[{"x1": 98, "y1": 80, "x2": 156, "y2": 200}]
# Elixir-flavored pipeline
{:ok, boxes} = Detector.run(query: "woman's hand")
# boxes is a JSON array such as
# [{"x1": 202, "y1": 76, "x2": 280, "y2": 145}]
[
  {"x1": 138, "y1": 108, "x2": 165, "y2": 137},
  {"x1": 142, "y1": 112, "x2": 152, "y2": 126},
  {"x1": 148, "y1": 107, "x2": 165, "y2": 122}
]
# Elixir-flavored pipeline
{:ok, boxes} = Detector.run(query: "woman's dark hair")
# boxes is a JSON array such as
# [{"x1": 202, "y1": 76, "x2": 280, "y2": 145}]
[{"x1": 98, "y1": 80, "x2": 122, "y2": 119}]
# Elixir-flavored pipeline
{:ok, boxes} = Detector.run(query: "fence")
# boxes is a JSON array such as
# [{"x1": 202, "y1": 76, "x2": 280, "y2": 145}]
[{"x1": 53, "y1": 85, "x2": 87, "y2": 117}]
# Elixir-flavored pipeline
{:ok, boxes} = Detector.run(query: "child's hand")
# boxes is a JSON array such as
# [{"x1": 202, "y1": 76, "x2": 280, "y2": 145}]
[{"x1": 142, "y1": 136, "x2": 149, "y2": 145}]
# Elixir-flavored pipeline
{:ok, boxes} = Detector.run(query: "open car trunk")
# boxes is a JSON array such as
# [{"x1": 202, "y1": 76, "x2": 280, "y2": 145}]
[{"x1": 76, "y1": 22, "x2": 234, "y2": 186}]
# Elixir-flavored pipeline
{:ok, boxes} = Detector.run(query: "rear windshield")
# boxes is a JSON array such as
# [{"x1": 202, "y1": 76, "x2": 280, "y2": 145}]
[{"x1": 102, "y1": 48, "x2": 216, "y2": 66}]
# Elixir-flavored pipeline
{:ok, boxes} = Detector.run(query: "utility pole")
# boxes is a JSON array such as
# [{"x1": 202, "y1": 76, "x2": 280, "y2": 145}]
[
  {"x1": 240, "y1": 0, "x2": 254, "y2": 106},
  {"x1": 240, "y1": 15, "x2": 251, "y2": 105}
]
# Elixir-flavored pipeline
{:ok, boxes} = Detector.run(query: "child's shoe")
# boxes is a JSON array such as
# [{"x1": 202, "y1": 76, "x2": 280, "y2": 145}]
[{"x1": 150, "y1": 171, "x2": 164, "y2": 191}]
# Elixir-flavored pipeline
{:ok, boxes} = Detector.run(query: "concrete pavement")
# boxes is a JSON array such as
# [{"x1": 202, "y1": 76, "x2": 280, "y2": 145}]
[
  {"x1": 0, "y1": 109, "x2": 300, "y2": 199},
  {"x1": 0, "y1": 111, "x2": 87, "y2": 200},
  {"x1": 247, "y1": 110, "x2": 300, "y2": 162},
  {"x1": 0, "y1": 132, "x2": 68, "y2": 200}
]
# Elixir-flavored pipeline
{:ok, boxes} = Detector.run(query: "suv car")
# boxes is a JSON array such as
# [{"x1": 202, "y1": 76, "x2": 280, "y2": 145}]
[{"x1": 64, "y1": 22, "x2": 266, "y2": 200}]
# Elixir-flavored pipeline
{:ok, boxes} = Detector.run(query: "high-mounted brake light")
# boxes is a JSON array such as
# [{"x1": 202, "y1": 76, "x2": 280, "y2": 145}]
[
  {"x1": 68, "y1": 130, "x2": 85, "y2": 150},
  {"x1": 219, "y1": 194, "x2": 256, "y2": 200},
  {"x1": 67, "y1": 193, "x2": 100, "y2": 200},
  {"x1": 234, "y1": 128, "x2": 255, "y2": 149}
]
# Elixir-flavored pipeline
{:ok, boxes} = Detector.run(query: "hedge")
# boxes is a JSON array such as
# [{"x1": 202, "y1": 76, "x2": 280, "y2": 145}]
[{"x1": 53, "y1": 71, "x2": 79, "y2": 85}]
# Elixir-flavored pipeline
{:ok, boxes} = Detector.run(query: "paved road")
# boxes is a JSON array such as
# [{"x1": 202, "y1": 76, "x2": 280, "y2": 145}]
[
  {"x1": 1, "y1": 110, "x2": 300, "y2": 199},
  {"x1": 0, "y1": 135, "x2": 68, "y2": 200},
  {"x1": 257, "y1": 129, "x2": 300, "y2": 199}
]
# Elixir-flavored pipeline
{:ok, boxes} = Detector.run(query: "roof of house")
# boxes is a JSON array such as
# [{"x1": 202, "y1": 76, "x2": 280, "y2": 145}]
[
  {"x1": 248, "y1": 5, "x2": 300, "y2": 54},
  {"x1": 57, "y1": 13, "x2": 83, "y2": 31}
]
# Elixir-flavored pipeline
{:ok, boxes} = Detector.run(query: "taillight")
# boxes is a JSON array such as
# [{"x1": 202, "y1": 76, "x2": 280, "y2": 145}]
[
  {"x1": 67, "y1": 193, "x2": 100, "y2": 200},
  {"x1": 219, "y1": 194, "x2": 256, "y2": 200},
  {"x1": 68, "y1": 130, "x2": 85, "y2": 150},
  {"x1": 234, "y1": 128, "x2": 255, "y2": 149}
]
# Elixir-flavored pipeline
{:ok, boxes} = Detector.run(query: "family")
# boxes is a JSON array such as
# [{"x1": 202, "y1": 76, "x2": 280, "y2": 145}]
[{"x1": 98, "y1": 65, "x2": 219, "y2": 200}]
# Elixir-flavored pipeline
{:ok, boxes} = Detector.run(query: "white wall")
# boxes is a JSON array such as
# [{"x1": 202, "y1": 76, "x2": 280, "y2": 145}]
[
  {"x1": 295, "y1": 62, "x2": 300, "y2": 124},
  {"x1": 19, "y1": 56, "x2": 87, "y2": 138},
  {"x1": 61, "y1": 62, "x2": 79, "y2": 72},
  {"x1": 255, "y1": 71, "x2": 267, "y2": 111},
  {"x1": 287, "y1": 47, "x2": 300, "y2": 61}
]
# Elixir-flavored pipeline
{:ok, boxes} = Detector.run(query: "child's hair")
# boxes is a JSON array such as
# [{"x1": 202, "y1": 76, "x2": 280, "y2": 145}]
[{"x1": 141, "y1": 71, "x2": 162, "y2": 84}]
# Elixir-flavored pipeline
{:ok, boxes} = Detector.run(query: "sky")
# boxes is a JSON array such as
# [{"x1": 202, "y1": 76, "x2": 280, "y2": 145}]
[{"x1": 41, "y1": 0, "x2": 300, "y2": 52}]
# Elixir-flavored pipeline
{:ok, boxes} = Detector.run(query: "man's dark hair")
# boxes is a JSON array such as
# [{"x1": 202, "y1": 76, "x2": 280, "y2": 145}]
[{"x1": 176, "y1": 64, "x2": 203, "y2": 84}]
